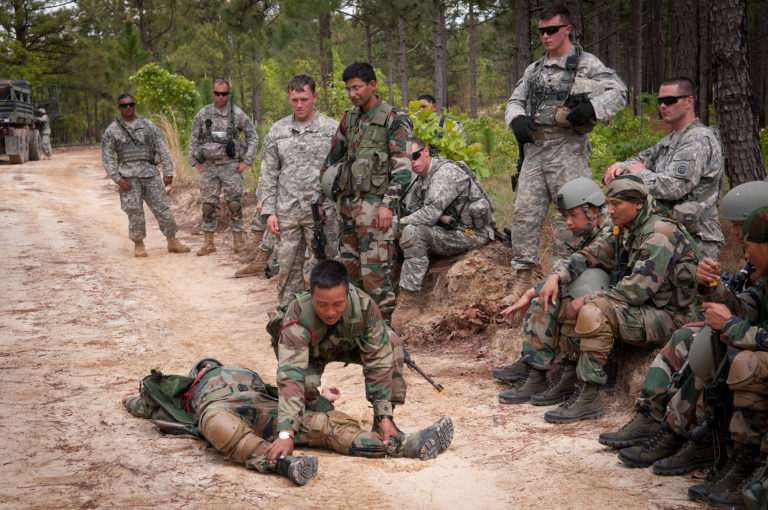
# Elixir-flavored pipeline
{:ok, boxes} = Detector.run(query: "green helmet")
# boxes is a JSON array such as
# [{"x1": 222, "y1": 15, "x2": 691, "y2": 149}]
[
  {"x1": 188, "y1": 358, "x2": 222, "y2": 379},
  {"x1": 688, "y1": 327, "x2": 739, "y2": 382},
  {"x1": 720, "y1": 181, "x2": 768, "y2": 221},
  {"x1": 555, "y1": 177, "x2": 606, "y2": 213},
  {"x1": 562, "y1": 268, "x2": 610, "y2": 299},
  {"x1": 321, "y1": 162, "x2": 342, "y2": 200}
]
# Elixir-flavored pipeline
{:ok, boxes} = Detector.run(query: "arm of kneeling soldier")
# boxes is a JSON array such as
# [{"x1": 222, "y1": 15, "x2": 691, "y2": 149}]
[{"x1": 265, "y1": 431, "x2": 294, "y2": 462}]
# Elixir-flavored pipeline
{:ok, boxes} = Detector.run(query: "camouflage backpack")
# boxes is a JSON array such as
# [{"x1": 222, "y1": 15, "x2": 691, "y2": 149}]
[{"x1": 138, "y1": 369, "x2": 196, "y2": 424}]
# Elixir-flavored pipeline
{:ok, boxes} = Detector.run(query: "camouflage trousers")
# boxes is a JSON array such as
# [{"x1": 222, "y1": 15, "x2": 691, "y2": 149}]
[
  {"x1": 696, "y1": 238, "x2": 723, "y2": 260},
  {"x1": 338, "y1": 196, "x2": 396, "y2": 323},
  {"x1": 572, "y1": 295, "x2": 694, "y2": 385},
  {"x1": 199, "y1": 162, "x2": 244, "y2": 232},
  {"x1": 41, "y1": 133, "x2": 52, "y2": 157},
  {"x1": 399, "y1": 223, "x2": 490, "y2": 292},
  {"x1": 509, "y1": 135, "x2": 591, "y2": 270},
  {"x1": 521, "y1": 295, "x2": 580, "y2": 370},
  {"x1": 118, "y1": 175, "x2": 178, "y2": 242}
]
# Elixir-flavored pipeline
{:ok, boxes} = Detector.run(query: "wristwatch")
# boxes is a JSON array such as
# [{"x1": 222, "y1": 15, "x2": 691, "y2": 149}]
[{"x1": 278, "y1": 431, "x2": 293, "y2": 440}]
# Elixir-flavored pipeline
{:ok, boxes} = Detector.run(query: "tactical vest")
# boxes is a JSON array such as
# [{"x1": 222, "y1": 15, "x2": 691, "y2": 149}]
[
  {"x1": 430, "y1": 159, "x2": 495, "y2": 229},
  {"x1": 526, "y1": 44, "x2": 582, "y2": 127},
  {"x1": 200, "y1": 103, "x2": 236, "y2": 145},
  {"x1": 336, "y1": 102, "x2": 395, "y2": 198},
  {"x1": 115, "y1": 119, "x2": 155, "y2": 163}
]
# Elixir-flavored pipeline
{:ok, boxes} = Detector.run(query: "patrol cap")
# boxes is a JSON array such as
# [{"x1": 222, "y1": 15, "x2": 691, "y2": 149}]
[
  {"x1": 742, "y1": 206, "x2": 768, "y2": 243},
  {"x1": 555, "y1": 177, "x2": 606, "y2": 213},
  {"x1": 720, "y1": 181, "x2": 768, "y2": 221},
  {"x1": 562, "y1": 268, "x2": 610, "y2": 299},
  {"x1": 38, "y1": 107, "x2": 46, "y2": 114}
]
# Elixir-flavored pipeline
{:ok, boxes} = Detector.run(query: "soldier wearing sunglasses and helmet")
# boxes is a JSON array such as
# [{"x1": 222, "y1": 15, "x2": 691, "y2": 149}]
[
  {"x1": 504, "y1": 4, "x2": 627, "y2": 303},
  {"x1": 604, "y1": 77, "x2": 725, "y2": 259}
]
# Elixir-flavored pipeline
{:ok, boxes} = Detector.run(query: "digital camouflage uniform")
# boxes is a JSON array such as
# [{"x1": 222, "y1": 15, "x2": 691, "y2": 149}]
[
  {"x1": 36, "y1": 112, "x2": 52, "y2": 157},
  {"x1": 613, "y1": 119, "x2": 724, "y2": 259},
  {"x1": 273, "y1": 285, "x2": 406, "y2": 435},
  {"x1": 522, "y1": 214, "x2": 612, "y2": 370},
  {"x1": 123, "y1": 366, "x2": 396, "y2": 475},
  {"x1": 260, "y1": 111, "x2": 340, "y2": 305},
  {"x1": 320, "y1": 96, "x2": 412, "y2": 323},
  {"x1": 101, "y1": 116, "x2": 179, "y2": 242},
  {"x1": 398, "y1": 158, "x2": 494, "y2": 292},
  {"x1": 554, "y1": 197, "x2": 699, "y2": 384},
  {"x1": 189, "y1": 103, "x2": 259, "y2": 232},
  {"x1": 505, "y1": 44, "x2": 627, "y2": 270}
]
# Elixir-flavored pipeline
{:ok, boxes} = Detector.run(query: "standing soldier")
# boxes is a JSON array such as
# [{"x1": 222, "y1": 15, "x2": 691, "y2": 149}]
[
  {"x1": 35, "y1": 108, "x2": 52, "y2": 159},
  {"x1": 189, "y1": 79, "x2": 259, "y2": 256},
  {"x1": 505, "y1": 4, "x2": 627, "y2": 299},
  {"x1": 101, "y1": 94, "x2": 190, "y2": 257},
  {"x1": 235, "y1": 75, "x2": 339, "y2": 302},
  {"x1": 319, "y1": 62, "x2": 413, "y2": 324}
]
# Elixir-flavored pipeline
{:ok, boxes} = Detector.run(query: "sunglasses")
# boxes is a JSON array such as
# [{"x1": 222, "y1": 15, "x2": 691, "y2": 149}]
[
  {"x1": 213, "y1": 91, "x2": 230, "y2": 97},
  {"x1": 412, "y1": 148, "x2": 425, "y2": 161},
  {"x1": 537, "y1": 24, "x2": 568, "y2": 35},
  {"x1": 658, "y1": 95, "x2": 691, "y2": 106},
  {"x1": 118, "y1": 102, "x2": 135, "y2": 108}
]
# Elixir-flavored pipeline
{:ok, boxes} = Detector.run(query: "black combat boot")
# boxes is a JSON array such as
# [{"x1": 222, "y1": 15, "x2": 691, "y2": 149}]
[
  {"x1": 598, "y1": 408, "x2": 661, "y2": 448},
  {"x1": 707, "y1": 449, "x2": 760, "y2": 508},
  {"x1": 271, "y1": 455, "x2": 319, "y2": 486},
  {"x1": 741, "y1": 460, "x2": 768, "y2": 510},
  {"x1": 498, "y1": 366, "x2": 548, "y2": 404},
  {"x1": 543, "y1": 382, "x2": 604, "y2": 423},
  {"x1": 530, "y1": 360, "x2": 578, "y2": 406},
  {"x1": 492, "y1": 355, "x2": 527, "y2": 384},
  {"x1": 617, "y1": 425, "x2": 683, "y2": 468},
  {"x1": 688, "y1": 449, "x2": 757, "y2": 503},
  {"x1": 390, "y1": 417, "x2": 454, "y2": 460},
  {"x1": 652, "y1": 435, "x2": 715, "y2": 475}
]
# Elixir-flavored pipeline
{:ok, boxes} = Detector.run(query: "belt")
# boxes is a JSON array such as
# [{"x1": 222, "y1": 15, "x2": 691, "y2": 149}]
[{"x1": 532, "y1": 130, "x2": 574, "y2": 141}]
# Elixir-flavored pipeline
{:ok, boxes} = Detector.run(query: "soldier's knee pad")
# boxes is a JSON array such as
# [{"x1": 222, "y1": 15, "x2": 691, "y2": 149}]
[
  {"x1": 574, "y1": 303, "x2": 608, "y2": 335},
  {"x1": 308, "y1": 410, "x2": 361, "y2": 454},
  {"x1": 728, "y1": 351, "x2": 768, "y2": 410},
  {"x1": 227, "y1": 200, "x2": 242, "y2": 217},
  {"x1": 399, "y1": 225, "x2": 428, "y2": 259},
  {"x1": 202, "y1": 202, "x2": 216, "y2": 221},
  {"x1": 200, "y1": 408, "x2": 262, "y2": 464}
]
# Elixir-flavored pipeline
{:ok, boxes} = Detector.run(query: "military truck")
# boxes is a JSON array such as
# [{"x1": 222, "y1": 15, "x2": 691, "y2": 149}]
[{"x1": 0, "y1": 79, "x2": 60, "y2": 163}]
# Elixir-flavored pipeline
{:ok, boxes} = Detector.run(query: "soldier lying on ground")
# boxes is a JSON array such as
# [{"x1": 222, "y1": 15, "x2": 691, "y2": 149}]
[{"x1": 123, "y1": 358, "x2": 453, "y2": 486}]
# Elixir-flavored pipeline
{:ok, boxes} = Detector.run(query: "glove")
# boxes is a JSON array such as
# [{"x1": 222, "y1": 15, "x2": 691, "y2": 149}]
[
  {"x1": 565, "y1": 100, "x2": 595, "y2": 126},
  {"x1": 510, "y1": 116, "x2": 534, "y2": 145}
]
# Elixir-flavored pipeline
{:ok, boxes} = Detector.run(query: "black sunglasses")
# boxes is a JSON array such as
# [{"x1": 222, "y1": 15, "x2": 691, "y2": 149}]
[
  {"x1": 537, "y1": 24, "x2": 568, "y2": 35},
  {"x1": 658, "y1": 95, "x2": 691, "y2": 106},
  {"x1": 213, "y1": 91, "x2": 230, "y2": 97},
  {"x1": 118, "y1": 102, "x2": 135, "y2": 108},
  {"x1": 412, "y1": 148, "x2": 425, "y2": 161}
]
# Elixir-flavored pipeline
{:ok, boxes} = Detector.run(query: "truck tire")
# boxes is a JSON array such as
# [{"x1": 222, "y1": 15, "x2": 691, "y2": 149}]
[
  {"x1": 29, "y1": 129, "x2": 42, "y2": 161},
  {"x1": 8, "y1": 126, "x2": 29, "y2": 164}
]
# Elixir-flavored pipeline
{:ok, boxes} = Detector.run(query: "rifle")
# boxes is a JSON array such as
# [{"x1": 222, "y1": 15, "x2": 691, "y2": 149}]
[
  {"x1": 403, "y1": 349, "x2": 445, "y2": 395},
  {"x1": 720, "y1": 260, "x2": 754, "y2": 293},
  {"x1": 151, "y1": 419, "x2": 202, "y2": 438},
  {"x1": 310, "y1": 192, "x2": 328, "y2": 261},
  {"x1": 511, "y1": 142, "x2": 524, "y2": 192},
  {"x1": 493, "y1": 227, "x2": 512, "y2": 247}
]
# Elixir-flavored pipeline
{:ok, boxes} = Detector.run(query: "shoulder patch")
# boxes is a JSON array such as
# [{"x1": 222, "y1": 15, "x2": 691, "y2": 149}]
[{"x1": 674, "y1": 162, "x2": 690, "y2": 177}]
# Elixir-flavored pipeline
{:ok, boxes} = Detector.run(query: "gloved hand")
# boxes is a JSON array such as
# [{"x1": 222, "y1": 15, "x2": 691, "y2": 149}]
[
  {"x1": 510, "y1": 116, "x2": 534, "y2": 145},
  {"x1": 565, "y1": 100, "x2": 595, "y2": 126}
]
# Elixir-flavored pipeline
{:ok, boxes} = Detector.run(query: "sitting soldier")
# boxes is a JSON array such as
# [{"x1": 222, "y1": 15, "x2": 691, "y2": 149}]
[
  {"x1": 123, "y1": 358, "x2": 453, "y2": 487},
  {"x1": 495, "y1": 177, "x2": 611, "y2": 405},
  {"x1": 392, "y1": 137, "x2": 496, "y2": 328}
]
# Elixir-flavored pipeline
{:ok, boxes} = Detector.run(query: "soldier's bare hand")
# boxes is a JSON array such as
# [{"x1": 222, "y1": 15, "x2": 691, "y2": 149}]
[
  {"x1": 500, "y1": 289, "x2": 535, "y2": 322},
  {"x1": 702, "y1": 302, "x2": 732, "y2": 331},
  {"x1": 265, "y1": 436, "x2": 294, "y2": 463},
  {"x1": 195, "y1": 163, "x2": 203, "y2": 174},
  {"x1": 696, "y1": 258, "x2": 722, "y2": 286},
  {"x1": 267, "y1": 215, "x2": 281, "y2": 236},
  {"x1": 321, "y1": 386, "x2": 341, "y2": 402},
  {"x1": 377, "y1": 417, "x2": 398, "y2": 444},
  {"x1": 603, "y1": 165, "x2": 625, "y2": 184},
  {"x1": 117, "y1": 178, "x2": 132, "y2": 191},
  {"x1": 237, "y1": 162, "x2": 247, "y2": 174},
  {"x1": 374, "y1": 206, "x2": 393, "y2": 232},
  {"x1": 163, "y1": 176, "x2": 173, "y2": 186},
  {"x1": 566, "y1": 296, "x2": 586, "y2": 320},
  {"x1": 539, "y1": 274, "x2": 560, "y2": 312}
]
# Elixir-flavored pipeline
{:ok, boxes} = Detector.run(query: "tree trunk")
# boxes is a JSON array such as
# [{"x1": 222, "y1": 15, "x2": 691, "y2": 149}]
[
  {"x1": 318, "y1": 9, "x2": 333, "y2": 113},
  {"x1": 365, "y1": 21, "x2": 372, "y2": 66},
  {"x1": 398, "y1": 15, "x2": 409, "y2": 107},
  {"x1": 386, "y1": 35, "x2": 394, "y2": 105},
  {"x1": 631, "y1": 0, "x2": 643, "y2": 116},
  {"x1": 513, "y1": 0, "x2": 531, "y2": 86},
  {"x1": 606, "y1": 4, "x2": 620, "y2": 72},
  {"x1": 433, "y1": 0, "x2": 447, "y2": 113},
  {"x1": 749, "y1": 2, "x2": 767, "y2": 126},
  {"x1": 698, "y1": 0, "x2": 711, "y2": 124},
  {"x1": 566, "y1": 0, "x2": 583, "y2": 42},
  {"x1": 710, "y1": 0, "x2": 766, "y2": 186},
  {"x1": 468, "y1": 2, "x2": 478, "y2": 119},
  {"x1": 251, "y1": 55, "x2": 262, "y2": 127}
]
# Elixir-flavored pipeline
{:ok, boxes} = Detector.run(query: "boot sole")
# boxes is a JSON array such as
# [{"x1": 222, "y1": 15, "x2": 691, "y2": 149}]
[
  {"x1": 544, "y1": 408, "x2": 605, "y2": 424},
  {"x1": 434, "y1": 417, "x2": 454, "y2": 454},
  {"x1": 597, "y1": 433, "x2": 656, "y2": 449},
  {"x1": 498, "y1": 393, "x2": 532, "y2": 404},
  {"x1": 653, "y1": 456, "x2": 715, "y2": 476},
  {"x1": 530, "y1": 393, "x2": 569, "y2": 406},
  {"x1": 616, "y1": 449, "x2": 655, "y2": 468},
  {"x1": 707, "y1": 494, "x2": 747, "y2": 509},
  {"x1": 687, "y1": 485, "x2": 710, "y2": 502},
  {"x1": 287, "y1": 457, "x2": 318, "y2": 486}
]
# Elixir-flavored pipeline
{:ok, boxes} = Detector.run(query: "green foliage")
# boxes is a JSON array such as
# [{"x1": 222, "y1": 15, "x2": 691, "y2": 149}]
[
  {"x1": 130, "y1": 63, "x2": 199, "y2": 119},
  {"x1": 0, "y1": 36, "x2": 50, "y2": 82},
  {"x1": 760, "y1": 127, "x2": 768, "y2": 172},
  {"x1": 461, "y1": 110, "x2": 519, "y2": 177}
]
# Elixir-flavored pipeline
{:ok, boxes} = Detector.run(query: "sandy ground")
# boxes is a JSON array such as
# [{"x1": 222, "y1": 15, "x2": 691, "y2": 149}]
[{"x1": 0, "y1": 148, "x2": 709, "y2": 509}]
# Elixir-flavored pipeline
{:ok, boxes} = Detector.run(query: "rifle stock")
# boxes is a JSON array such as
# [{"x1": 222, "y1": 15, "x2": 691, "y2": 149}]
[{"x1": 403, "y1": 349, "x2": 445, "y2": 394}]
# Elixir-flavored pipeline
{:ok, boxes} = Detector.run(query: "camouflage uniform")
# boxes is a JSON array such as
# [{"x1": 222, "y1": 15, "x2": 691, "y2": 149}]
[
  {"x1": 124, "y1": 366, "x2": 395, "y2": 475},
  {"x1": 189, "y1": 103, "x2": 259, "y2": 232},
  {"x1": 612, "y1": 119, "x2": 724, "y2": 258},
  {"x1": 36, "y1": 113, "x2": 52, "y2": 157},
  {"x1": 320, "y1": 96, "x2": 412, "y2": 323},
  {"x1": 260, "y1": 110, "x2": 340, "y2": 305},
  {"x1": 522, "y1": 214, "x2": 612, "y2": 370},
  {"x1": 399, "y1": 158, "x2": 494, "y2": 292},
  {"x1": 554, "y1": 197, "x2": 699, "y2": 384},
  {"x1": 101, "y1": 116, "x2": 180, "y2": 242},
  {"x1": 505, "y1": 44, "x2": 627, "y2": 270},
  {"x1": 274, "y1": 285, "x2": 406, "y2": 435}
]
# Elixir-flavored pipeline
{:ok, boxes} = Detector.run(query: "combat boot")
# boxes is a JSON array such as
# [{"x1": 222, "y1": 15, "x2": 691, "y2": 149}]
[
  {"x1": 134, "y1": 241, "x2": 148, "y2": 258},
  {"x1": 652, "y1": 436, "x2": 715, "y2": 475},
  {"x1": 498, "y1": 365, "x2": 548, "y2": 404},
  {"x1": 238, "y1": 231, "x2": 264, "y2": 262},
  {"x1": 598, "y1": 409, "x2": 661, "y2": 448},
  {"x1": 543, "y1": 382, "x2": 604, "y2": 424},
  {"x1": 508, "y1": 268, "x2": 534, "y2": 302},
  {"x1": 707, "y1": 450, "x2": 759, "y2": 508},
  {"x1": 391, "y1": 417, "x2": 454, "y2": 460},
  {"x1": 166, "y1": 235, "x2": 191, "y2": 253},
  {"x1": 617, "y1": 425, "x2": 683, "y2": 468},
  {"x1": 391, "y1": 289, "x2": 425, "y2": 330},
  {"x1": 741, "y1": 461, "x2": 768, "y2": 510},
  {"x1": 531, "y1": 360, "x2": 578, "y2": 406},
  {"x1": 234, "y1": 248, "x2": 270, "y2": 278},
  {"x1": 688, "y1": 449, "x2": 757, "y2": 503},
  {"x1": 492, "y1": 355, "x2": 527, "y2": 384},
  {"x1": 269, "y1": 455, "x2": 318, "y2": 486},
  {"x1": 196, "y1": 232, "x2": 216, "y2": 256},
  {"x1": 232, "y1": 231, "x2": 247, "y2": 253}
]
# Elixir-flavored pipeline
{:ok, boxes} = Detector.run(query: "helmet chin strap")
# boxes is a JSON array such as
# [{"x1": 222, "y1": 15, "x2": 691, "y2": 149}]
[{"x1": 572, "y1": 203, "x2": 598, "y2": 238}]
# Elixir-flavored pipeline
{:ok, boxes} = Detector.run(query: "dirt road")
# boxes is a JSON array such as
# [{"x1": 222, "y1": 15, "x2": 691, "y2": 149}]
[{"x1": 0, "y1": 148, "x2": 705, "y2": 509}]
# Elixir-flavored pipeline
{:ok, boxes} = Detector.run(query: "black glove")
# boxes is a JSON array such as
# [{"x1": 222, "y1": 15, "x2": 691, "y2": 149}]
[
  {"x1": 565, "y1": 100, "x2": 595, "y2": 126},
  {"x1": 510, "y1": 116, "x2": 534, "y2": 145}
]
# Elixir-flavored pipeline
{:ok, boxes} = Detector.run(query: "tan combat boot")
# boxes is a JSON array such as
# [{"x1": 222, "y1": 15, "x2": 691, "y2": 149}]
[
  {"x1": 238, "y1": 231, "x2": 264, "y2": 262},
  {"x1": 234, "y1": 248, "x2": 270, "y2": 278},
  {"x1": 391, "y1": 289, "x2": 425, "y2": 330},
  {"x1": 197, "y1": 232, "x2": 216, "y2": 256},
  {"x1": 508, "y1": 268, "x2": 534, "y2": 302},
  {"x1": 134, "y1": 241, "x2": 148, "y2": 258},
  {"x1": 232, "y1": 231, "x2": 247, "y2": 253},
  {"x1": 166, "y1": 235, "x2": 191, "y2": 253}
]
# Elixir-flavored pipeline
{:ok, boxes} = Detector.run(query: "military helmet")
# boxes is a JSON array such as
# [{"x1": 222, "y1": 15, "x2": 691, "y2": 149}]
[
  {"x1": 555, "y1": 177, "x2": 606, "y2": 213},
  {"x1": 562, "y1": 268, "x2": 610, "y2": 299},
  {"x1": 38, "y1": 107, "x2": 46, "y2": 114},
  {"x1": 321, "y1": 162, "x2": 342, "y2": 200},
  {"x1": 720, "y1": 181, "x2": 768, "y2": 221},
  {"x1": 188, "y1": 358, "x2": 222, "y2": 379},
  {"x1": 688, "y1": 327, "x2": 737, "y2": 383}
]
